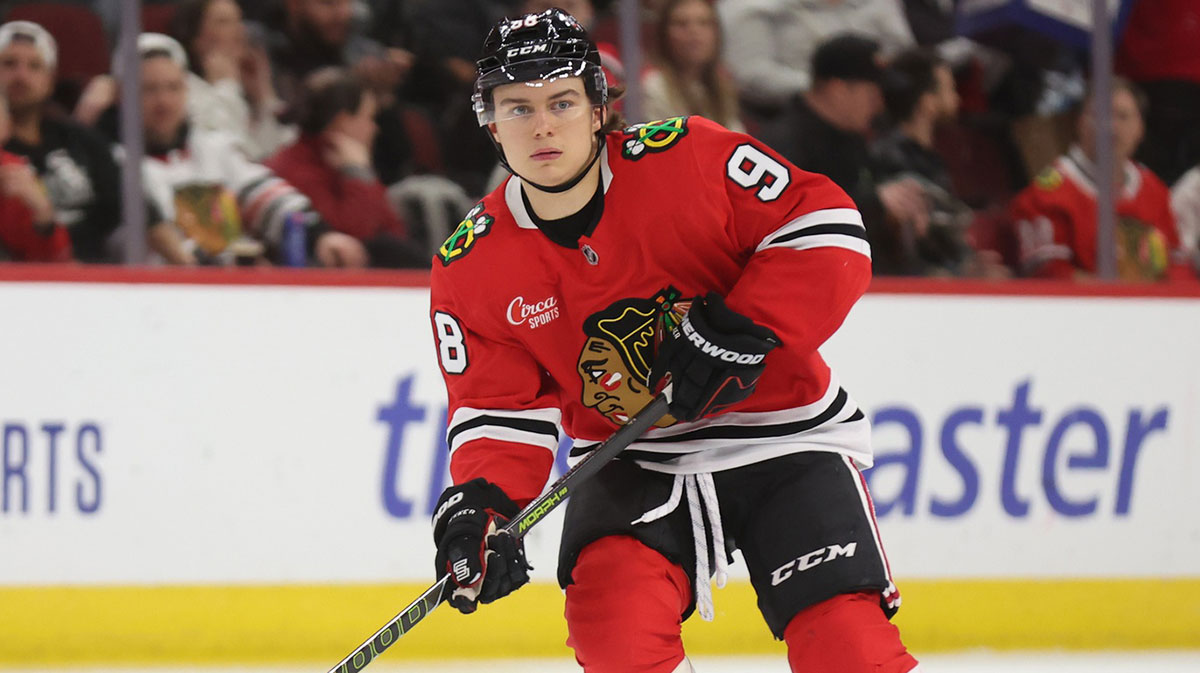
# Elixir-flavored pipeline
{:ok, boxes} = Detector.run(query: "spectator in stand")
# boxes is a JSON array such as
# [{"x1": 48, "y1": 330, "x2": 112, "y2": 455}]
[
  {"x1": 1009, "y1": 78, "x2": 1190, "y2": 282},
  {"x1": 1172, "y1": 165, "x2": 1200, "y2": 273},
  {"x1": 0, "y1": 89, "x2": 71, "y2": 262},
  {"x1": 870, "y1": 48, "x2": 1007, "y2": 278},
  {"x1": 0, "y1": 21, "x2": 120, "y2": 262},
  {"x1": 134, "y1": 34, "x2": 366, "y2": 267},
  {"x1": 762, "y1": 34, "x2": 929, "y2": 275},
  {"x1": 265, "y1": 0, "x2": 408, "y2": 108},
  {"x1": 1116, "y1": 0, "x2": 1200, "y2": 187},
  {"x1": 265, "y1": 67, "x2": 425, "y2": 268},
  {"x1": 718, "y1": 0, "x2": 914, "y2": 119},
  {"x1": 642, "y1": 0, "x2": 744, "y2": 132},
  {"x1": 170, "y1": 0, "x2": 293, "y2": 159},
  {"x1": 409, "y1": 0, "x2": 519, "y2": 194}
]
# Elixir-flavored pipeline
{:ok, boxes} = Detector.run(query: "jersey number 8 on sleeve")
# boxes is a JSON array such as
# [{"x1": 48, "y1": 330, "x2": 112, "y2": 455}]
[
  {"x1": 433, "y1": 311, "x2": 469, "y2": 374},
  {"x1": 726, "y1": 144, "x2": 790, "y2": 202}
]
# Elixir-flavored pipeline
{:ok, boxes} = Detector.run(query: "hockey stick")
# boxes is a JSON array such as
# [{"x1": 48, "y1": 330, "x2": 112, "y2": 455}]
[{"x1": 328, "y1": 393, "x2": 671, "y2": 673}]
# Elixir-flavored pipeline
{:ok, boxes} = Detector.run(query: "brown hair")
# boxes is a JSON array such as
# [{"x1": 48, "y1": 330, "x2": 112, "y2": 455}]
[
  {"x1": 599, "y1": 83, "x2": 627, "y2": 134},
  {"x1": 651, "y1": 0, "x2": 739, "y2": 127}
]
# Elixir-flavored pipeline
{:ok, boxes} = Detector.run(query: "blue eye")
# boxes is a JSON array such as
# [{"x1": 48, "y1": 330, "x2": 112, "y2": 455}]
[
  {"x1": 552, "y1": 100, "x2": 575, "y2": 112},
  {"x1": 511, "y1": 105, "x2": 531, "y2": 116}
]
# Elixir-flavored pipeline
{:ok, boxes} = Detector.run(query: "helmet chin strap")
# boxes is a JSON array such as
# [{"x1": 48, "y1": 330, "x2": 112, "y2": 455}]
[{"x1": 518, "y1": 135, "x2": 604, "y2": 194}]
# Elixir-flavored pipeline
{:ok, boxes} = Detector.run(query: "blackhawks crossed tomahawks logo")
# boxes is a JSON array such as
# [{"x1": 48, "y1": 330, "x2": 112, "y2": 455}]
[
  {"x1": 621, "y1": 116, "x2": 689, "y2": 160},
  {"x1": 438, "y1": 204, "x2": 494, "y2": 266}
]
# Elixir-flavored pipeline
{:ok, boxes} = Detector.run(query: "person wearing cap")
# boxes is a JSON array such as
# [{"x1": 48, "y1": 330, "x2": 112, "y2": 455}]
[
  {"x1": 718, "y1": 0, "x2": 914, "y2": 115},
  {"x1": 0, "y1": 20, "x2": 121, "y2": 262},
  {"x1": 133, "y1": 33, "x2": 366, "y2": 267},
  {"x1": 762, "y1": 33, "x2": 931, "y2": 275},
  {"x1": 0, "y1": 88, "x2": 72, "y2": 262},
  {"x1": 426, "y1": 9, "x2": 920, "y2": 673}
]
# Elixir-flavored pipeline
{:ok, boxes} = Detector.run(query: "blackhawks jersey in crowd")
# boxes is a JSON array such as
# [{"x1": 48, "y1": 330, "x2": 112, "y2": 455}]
[
  {"x1": 1010, "y1": 145, "x2": 1188, "y2": 280},
  {"x1": 429, "y1": 116, "x2": 873, "y2": 505}
]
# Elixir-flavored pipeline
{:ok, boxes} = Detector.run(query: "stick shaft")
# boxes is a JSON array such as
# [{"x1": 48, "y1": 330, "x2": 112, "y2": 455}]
[{"x1": 328, "y1": 394, "x2": 670, "y2": 673}]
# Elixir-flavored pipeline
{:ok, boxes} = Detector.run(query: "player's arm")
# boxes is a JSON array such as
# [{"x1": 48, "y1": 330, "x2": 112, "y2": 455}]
[
  {"x1": 651, "y1": 120, "x2": 869, "y2": 421},
  {"x1": 428, "y1": 269, "x2": 561, "y2": 613},
  {"x1": 713, "y1": 119, "x2": 871, "y2": 354}
]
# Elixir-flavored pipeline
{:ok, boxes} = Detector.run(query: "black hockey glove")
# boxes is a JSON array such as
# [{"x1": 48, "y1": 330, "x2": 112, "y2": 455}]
[
  {"x1": 650, "y1": 292, "x2": 780, "y2": 422},
  {"x1": 432, "y1": 478, "x2": 532, "y2": 614}
]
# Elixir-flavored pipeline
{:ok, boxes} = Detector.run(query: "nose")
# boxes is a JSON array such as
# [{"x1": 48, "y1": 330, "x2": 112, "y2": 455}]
[{"x1": 531, "y1": 109, "x2": 556, "y2": 137}]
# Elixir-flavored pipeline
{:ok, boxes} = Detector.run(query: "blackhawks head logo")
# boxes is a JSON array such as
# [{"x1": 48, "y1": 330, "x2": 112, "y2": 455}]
[
  {"x1": 621, "y1": 116, "x2": 689, "y2": 160},
  {"x1": 576, "y1": 287, "x2": 691, "y2": 427},
  {"x1": 438, "y1": 203, "x2": 494, "y2": 266}
]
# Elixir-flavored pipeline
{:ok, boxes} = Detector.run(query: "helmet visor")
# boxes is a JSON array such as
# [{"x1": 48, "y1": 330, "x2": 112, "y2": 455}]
[{"x1": 473, "y1": 58, "x2": 606, "y2": 126}]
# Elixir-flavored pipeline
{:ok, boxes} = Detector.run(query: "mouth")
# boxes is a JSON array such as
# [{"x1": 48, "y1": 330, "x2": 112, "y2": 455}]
[{"x1": 531, "y1": 148, "x2": 562, "y2": 161}]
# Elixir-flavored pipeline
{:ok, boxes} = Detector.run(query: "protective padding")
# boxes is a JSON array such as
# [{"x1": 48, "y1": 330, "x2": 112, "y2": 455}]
[
  {"x1": 565, "y1": 535, "x2": 692, "y2": 673},
  {"x1": 784, "y1": 591, "x2": 919, "y2": 672}
]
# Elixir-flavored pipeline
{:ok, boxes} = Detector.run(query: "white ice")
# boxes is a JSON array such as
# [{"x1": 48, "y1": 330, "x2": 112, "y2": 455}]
[{"x1": 6, "y1": 652, "x2": 1200, "y2": 673}]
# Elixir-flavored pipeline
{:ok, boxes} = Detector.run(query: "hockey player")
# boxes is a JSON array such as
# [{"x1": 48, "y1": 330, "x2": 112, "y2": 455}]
[{"x1": 428, "y1": 9, "x2": 919, "y2": 673}]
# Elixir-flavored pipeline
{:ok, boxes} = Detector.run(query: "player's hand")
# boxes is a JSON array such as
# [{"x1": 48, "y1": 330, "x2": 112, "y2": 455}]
[
  {"x1": 649, "y1": 292, "x2": 780, "y2": 422},
  {"x1": 432, "y1": 478, "x2": 532, "y2": 614},
  {"x1": 314, "y1": 231, "x2": 368, "y2": 268}
]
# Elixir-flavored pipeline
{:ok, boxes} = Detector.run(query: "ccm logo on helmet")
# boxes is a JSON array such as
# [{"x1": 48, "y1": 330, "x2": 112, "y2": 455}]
[
  {"x1": 506, "y1": 44, "x2": 549, "y2": 57},
  {"x1": 681, "y1": 318, "x2": 766, "y2": 364}
]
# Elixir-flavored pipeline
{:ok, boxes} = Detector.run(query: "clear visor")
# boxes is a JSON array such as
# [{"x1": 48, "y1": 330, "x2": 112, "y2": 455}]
[{"x1": 472, "y1": 58, "x2": 606, "y2": 126}]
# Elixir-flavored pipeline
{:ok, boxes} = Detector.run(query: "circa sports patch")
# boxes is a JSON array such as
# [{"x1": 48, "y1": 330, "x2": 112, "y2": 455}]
[
  {"x1": 621, "y1": 116, "x2": 690, "y2": 160},
  {"x1": 438, "y1": 203, "x2": 495, "y2": 266}
]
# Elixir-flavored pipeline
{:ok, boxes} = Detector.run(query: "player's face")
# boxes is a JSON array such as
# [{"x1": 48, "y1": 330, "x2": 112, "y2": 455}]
[
  {"x1": 0, "y1": 42, "x2": 54, "y2": 115},
  {"x1": 577, "y1": 338, "x2": 674, "y2": 427},
  {"x1": 141, "y1": 57, "x2": 188, "y2": 147},
  {"x1": 490, "y1": 77, "x2": 603, "y2": 187},
  {"x1": 666, "y1": 0, "x2": 719, "y2": 71}
]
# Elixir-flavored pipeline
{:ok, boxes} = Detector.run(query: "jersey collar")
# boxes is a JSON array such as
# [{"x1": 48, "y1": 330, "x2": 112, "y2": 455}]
[
  {"x1": 1062, "y1": 144, "x2": 1141, "y2": 201},
  {"x1": 507, "y1": 141, "x2": 613, "y2": 230}
]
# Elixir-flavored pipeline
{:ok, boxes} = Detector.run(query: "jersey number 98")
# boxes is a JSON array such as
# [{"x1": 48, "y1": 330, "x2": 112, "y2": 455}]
[{"x1": 433, "y1": 311, "x2": 469, "y2": 374}]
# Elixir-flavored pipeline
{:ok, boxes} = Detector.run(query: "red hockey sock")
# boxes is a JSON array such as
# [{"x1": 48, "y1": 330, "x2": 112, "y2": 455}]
[
  {"x1": 564, "y1": 535, "x2": 692, "y2": 673},
  {"x1": 784, "y1": 592, "x2": 919, "y2": 673}
]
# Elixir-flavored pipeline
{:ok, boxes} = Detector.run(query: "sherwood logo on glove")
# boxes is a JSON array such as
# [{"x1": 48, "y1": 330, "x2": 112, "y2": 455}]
[{"x1": 681, "y1": 318, "x2": 767, "y2": 364}]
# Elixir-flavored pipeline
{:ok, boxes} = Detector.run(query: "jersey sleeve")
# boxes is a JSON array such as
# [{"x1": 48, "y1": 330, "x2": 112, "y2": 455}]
[
  {"x1": 689, "y1": 117, "x2": 871, "y2": 355},
  {"x1": 1009, "y1": 181, "x2": 1077, "y2": 278},
  {"x1": 429, "y1": 264, "x2": 561, "y2": 507}
]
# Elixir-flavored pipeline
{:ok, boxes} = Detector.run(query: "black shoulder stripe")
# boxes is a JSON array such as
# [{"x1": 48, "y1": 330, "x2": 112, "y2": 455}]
[
  {"x1": 769, "y1": 223, "x2": 867, "y2": 246},
  {"x1": 447, "y1": 415, "x2": 559, "y2": 447}
]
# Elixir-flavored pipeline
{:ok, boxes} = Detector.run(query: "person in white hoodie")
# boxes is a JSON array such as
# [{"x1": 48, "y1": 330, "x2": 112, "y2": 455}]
[
  {"x1": 1171, "y1": 165, "x2": 1200, "y2": 272},
  {"x1": 718, "y1": 0, "x2": 915, "y2": 110}
]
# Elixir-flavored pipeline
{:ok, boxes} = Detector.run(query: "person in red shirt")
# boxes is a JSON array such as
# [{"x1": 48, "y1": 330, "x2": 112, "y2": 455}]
[
  {"x1": 0, "y1": 89, "x2": 70, "y2": 262},
  {"x1": 1010, "y1": 78, "x2": 1190, "y2": 281},
  {"x1": 1116, "y1": 0, "x2": 1200, "y2": 186},
  {"x1": 264, "y1": 67, "x2": 424, "y2": 267},
  {"x1": 425, "y1": 9, "x2": 918, "y2": 673}
]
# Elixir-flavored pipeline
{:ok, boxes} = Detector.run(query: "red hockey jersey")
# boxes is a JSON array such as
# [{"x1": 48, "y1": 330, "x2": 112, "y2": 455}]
[
  {"x1": 1010, "y1": 145, "x2": 1188, "y2": 280},
  {"x1": 429, "y1": 116, "x2": 873, "y2": 505}
]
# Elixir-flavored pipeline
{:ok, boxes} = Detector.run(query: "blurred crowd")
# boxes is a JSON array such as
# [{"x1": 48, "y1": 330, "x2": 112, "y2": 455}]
[{"x1": 0, "y1": 0, "x2": 1197, "y2": 281}]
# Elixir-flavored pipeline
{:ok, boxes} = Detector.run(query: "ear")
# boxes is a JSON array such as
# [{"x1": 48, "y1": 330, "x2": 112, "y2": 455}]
[{"x1": 592, "y1": 106, "x2": 604, "y2": 133}]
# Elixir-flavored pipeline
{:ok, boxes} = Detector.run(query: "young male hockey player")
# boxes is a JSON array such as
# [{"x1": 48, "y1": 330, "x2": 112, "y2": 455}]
[{"x1": 428, "y1": 9, "x2": 920, "y2": 673}]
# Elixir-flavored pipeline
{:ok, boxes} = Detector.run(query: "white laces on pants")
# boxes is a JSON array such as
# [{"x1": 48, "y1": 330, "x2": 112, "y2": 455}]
[{"x1": 632, "y1": 472, "x2": 728, "y2": 621}]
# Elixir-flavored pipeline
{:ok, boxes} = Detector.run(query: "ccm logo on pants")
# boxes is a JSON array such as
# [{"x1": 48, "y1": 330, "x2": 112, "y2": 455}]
[{"x1": 770, "y1": 543, "x2": 857, "y2": 586}]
